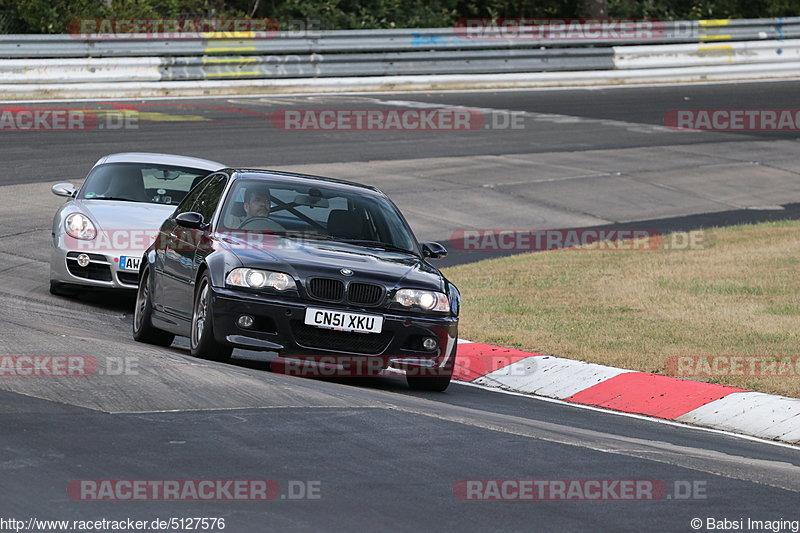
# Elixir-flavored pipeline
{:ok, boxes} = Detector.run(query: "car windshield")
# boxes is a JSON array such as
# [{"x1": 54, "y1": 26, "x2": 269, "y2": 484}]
[
  {"x1": 220, "y1": 177, "x2": 418, "y2": 254},
  {"x1": 78, "y1": 162, "x2": 213, "y2": 205}
]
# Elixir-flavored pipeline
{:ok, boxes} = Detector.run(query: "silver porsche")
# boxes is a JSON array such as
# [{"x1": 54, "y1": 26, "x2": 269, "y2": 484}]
[{"x1": 49, "y1": 152, "x2": 225, "y2": 295}]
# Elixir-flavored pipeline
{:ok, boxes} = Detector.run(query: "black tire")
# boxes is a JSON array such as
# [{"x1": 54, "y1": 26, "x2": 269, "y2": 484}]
[
  {"x1": 190, "y1": 273, "x2": 233, "y2": 362},
  {"x1": 406, "y1": 371, "x2": 453, "y2": 392},
  {"x1": 132, "y1": 268, "x2": 175, "y2": 347},
  {"x1": 49, "y1": 280, "x2": 78, "y2": 297},
  {"x1": 406, "y1": 339, "x2": 457, "y2": 392}
]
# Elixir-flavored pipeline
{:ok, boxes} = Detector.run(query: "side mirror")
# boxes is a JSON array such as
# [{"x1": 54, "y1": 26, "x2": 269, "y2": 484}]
[
  {"x1": 421, "y1": 241, "x2": 447, "y2": 259},
  {"x1": 51, "y1": 183, "x2": 77, "y2": 197},
  {"x1": 175, "y1": 212, "x2": 207, "y2": 229}
]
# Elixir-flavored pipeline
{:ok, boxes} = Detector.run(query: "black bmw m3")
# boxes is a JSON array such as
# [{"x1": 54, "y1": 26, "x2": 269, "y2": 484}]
[{"x1": 133, "y1": 168, "x2": 460, "y2": 391}]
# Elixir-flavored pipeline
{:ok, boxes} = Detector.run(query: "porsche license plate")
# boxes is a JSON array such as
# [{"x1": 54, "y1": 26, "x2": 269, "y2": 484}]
[
  {"x1": 118, "y1": 256, "x2": 140, "y2": 271},
  {"x1": 304, "y1": 308, "x2": 383, "y2": 334}
]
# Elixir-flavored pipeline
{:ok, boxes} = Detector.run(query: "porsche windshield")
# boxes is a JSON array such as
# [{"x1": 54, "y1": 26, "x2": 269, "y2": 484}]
[
  {"x1": 78, "y1": 163, "x2": 212, "y2": 205},
  {"x1": 220, "y1": 178, "x2": 418, "y2": 254}
]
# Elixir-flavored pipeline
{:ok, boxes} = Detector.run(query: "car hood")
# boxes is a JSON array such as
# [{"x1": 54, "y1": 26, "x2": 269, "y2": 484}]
[
  {"x1": 219, "y1": 234, "x2": 446, "y2": 292},
  {"x1": 78, "y1": 200, "x2": 175, "y2": 231}
]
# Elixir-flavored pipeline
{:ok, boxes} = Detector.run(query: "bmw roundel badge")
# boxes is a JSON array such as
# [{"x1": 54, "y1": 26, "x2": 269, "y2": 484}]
[{"x1": 340, "y1": 268, "x2": 354, "y2": 276}]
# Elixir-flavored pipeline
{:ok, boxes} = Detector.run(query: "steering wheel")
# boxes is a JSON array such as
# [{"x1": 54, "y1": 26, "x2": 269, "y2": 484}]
[{"x1": 238, "y1": 216, "x2": 278, "y2": 230}]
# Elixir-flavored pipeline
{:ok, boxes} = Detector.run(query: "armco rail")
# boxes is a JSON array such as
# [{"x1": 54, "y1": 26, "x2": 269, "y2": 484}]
[
  {"x1": 2, "y1": 18, "x2": 799, "y2": 57},
  {"x1": 0, "y1": 17, "x2": 799, "y2": 98},
  {"x1": 614, "y1": 39, "x2": 800, "y2": 69}
]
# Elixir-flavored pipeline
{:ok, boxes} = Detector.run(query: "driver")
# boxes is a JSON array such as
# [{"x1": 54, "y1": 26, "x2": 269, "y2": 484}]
[
  {"x1": 243, "y1": 188, "x2": 271, "y2": 219},
  {"x1": 228, "y1": 187, "x2": 284, "y2": 230}
]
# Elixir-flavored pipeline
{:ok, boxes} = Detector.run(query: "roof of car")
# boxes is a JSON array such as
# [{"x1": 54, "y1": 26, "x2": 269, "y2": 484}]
[
  {"x1": 228, "y1": 169, "x2": 383, "y2": 194},
  {"x1": 93, "y1": 152, "x2": 225, "y2": 172}
]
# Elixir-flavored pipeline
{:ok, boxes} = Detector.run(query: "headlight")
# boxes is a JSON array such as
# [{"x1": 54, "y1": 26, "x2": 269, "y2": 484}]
[
  {"x1": 65, "y1": 213, "x2": 96, "y2": 240},
  {"x1": 394, "y1": 289, "x2": 450, "y2": 312},
  {"x1": 226, "y1": 268, "x2": 294, "y2": 291}
]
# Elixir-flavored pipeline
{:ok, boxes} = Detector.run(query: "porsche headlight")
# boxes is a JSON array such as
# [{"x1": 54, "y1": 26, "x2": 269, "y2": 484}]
[
  {"x1": 394, "y1": 289, "x2": 450, "y2": 312},
  {"x1": 226, "y1": 268, "x2": 293, "y2": 291},
  {"x1": 65, "y1": 213, "x2": 96, "y2": 240}
]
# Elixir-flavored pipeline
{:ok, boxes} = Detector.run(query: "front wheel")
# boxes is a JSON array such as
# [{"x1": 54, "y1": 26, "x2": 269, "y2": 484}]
[
  {"x1": 190, "y1": 274, "x2": 233, "y2": 362},
  {"x1": 133, "y1": 268, "x2": 175, "y2": 347},
  {"x1": 406, "y1": 339, "x2": 456, "y2": 392},
  {"x1": 406, "y1": 371, "x2": 453, "y2": 392}
]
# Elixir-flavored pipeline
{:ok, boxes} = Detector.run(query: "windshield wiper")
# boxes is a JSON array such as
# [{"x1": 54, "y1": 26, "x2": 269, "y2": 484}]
[
  {"x1": 338, "y1": 239, "x2": 416, "y2": 255},
  {"x1": 87, "y1": 196, "x2": 140, "y2": 202},
  {"x1": 266, "y1": 232, "x2": 416, "y2": 254},
  {"x1": 272, "y1": 231, "x2": 337, "y2": 241}
]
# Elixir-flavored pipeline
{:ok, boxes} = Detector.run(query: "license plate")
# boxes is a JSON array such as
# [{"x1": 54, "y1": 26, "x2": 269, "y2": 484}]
[
  {"x1": 118, "y1": 256, "x2": 140, "y2": 271},
  {"x1": 304, "y1": 308, "x2": 383, "y2": 334}
]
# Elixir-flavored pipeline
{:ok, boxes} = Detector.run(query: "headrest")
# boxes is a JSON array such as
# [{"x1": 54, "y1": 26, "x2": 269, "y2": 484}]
[
  {"x1": 327, "y1": 210, "x2": 363, "y2": 240},
  {"x1": 105, "y1": 167, "x2": 147, "y2": 201},
  {"x1": 230, "y1": 201, "x2": 246, "y2": 217}
]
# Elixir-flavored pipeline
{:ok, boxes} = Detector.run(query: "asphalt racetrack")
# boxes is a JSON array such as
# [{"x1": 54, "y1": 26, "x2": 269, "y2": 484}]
[{"x1": 1, "y1": 81, "x2": 799, "y2": 532}]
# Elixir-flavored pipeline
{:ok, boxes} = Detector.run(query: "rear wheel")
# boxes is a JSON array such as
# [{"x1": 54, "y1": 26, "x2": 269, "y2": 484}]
[
  {"x1": 133, "y1": 268, "x2": 175, "y2": 347},
  {"x1": 190, "y1": 274, "x2": 233, "y2": 362}
]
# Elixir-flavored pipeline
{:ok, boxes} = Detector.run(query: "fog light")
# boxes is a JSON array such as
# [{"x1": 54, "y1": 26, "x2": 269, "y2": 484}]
[
  {"x1": 237, "y1": 315, "x2": 254, "y2": 329},
  {"x1": 76, "y1": 254, "x2": 90, "y2": 267},
  {"x1": 422, "y1": 337, "x2": 438, "y2": 351}
]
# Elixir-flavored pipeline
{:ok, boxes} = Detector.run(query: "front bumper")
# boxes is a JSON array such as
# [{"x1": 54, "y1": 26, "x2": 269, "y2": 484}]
[
  {"x1": 209, "y1": 286, "x2": 458, "y2": 374},
  {"x1": 50, "y1": 243, "x2": 145, "y2": 290}
]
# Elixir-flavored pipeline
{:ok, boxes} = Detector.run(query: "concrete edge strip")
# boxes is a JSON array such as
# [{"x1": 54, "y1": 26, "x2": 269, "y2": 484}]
[{"x1": 455, "y1": 341, "x2": 800, "y2": 445}]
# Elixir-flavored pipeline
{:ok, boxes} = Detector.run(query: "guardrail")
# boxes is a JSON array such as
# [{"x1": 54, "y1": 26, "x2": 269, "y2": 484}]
[
  {"x1": 614, "y1": 39, "x2": 800, "y2": 69},
  {"x1": 0, "y1": 17, "x2": 798, "y2": 98},
  {"x1": 1, "y1": 17, "x2": 800, "y2": 57}
]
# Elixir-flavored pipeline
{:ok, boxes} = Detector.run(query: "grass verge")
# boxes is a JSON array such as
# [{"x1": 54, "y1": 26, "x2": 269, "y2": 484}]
[{"x1": 444, "y1": 221, "x2": 800, "y2": 398}]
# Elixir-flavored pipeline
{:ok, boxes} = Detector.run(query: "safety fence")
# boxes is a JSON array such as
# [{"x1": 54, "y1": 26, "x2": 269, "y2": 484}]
[{"x1": 0, "y1": 17, "x2": 797, "y2": 98}]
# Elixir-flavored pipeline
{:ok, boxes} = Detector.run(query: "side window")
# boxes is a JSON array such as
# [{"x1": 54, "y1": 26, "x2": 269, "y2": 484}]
[
  {"x1": 175, "y1": 175, "x2": 212, "y2": 215},
  {"x1": 193, "y1": 175, "x2": 228, "y2": 225}
]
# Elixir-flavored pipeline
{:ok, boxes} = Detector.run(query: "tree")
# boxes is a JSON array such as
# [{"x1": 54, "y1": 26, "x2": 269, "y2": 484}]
[{"x1": 581, "y1": 0, "x2": 607, "y2": 17}]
